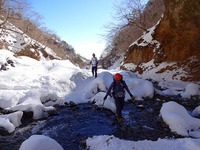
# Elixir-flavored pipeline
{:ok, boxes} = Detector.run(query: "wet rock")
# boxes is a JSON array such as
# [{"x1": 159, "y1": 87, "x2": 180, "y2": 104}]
[
  {"x1": 0, "y1": 127, "x2": 9, "y2": 136},
  {"x1": 7, "y1": 59, "x2": 15, "y2": 67},
  {"x1": 65, "y1": 101, "x2": 79, "y2": 110},
  {"x1": 22, "y1": 111, "x2": 34, "y2": 119},
  {"x1": 46, "y1": 108, "x2": 59, "y2": 116},
  {"x1": 0, "y1": 59, "x2": 15, "y2": 71},
  {"x1": 136, "y1": 104, "x2": 145, "y2": 110},
  {"x1": 0, "y1": 64, "x2": 7, "y2": 71},
  {"x1": 2, "y1": 109, "x2": 11, "y2": 114},
  {"x1": 79, "y1": 139, "x2": 87, "y2": 149},
  {"x1": 146, "y1": 107, "x2": 154, "y2": 114},
  {"x1": 7, "y1": 59, "x2": 14, "y2": 65}
]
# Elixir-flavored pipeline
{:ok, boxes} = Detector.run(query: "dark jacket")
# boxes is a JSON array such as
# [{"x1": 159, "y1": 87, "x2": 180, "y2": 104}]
[{"x1": 104, "y1": 80, "x2": 133, "y2": 98}]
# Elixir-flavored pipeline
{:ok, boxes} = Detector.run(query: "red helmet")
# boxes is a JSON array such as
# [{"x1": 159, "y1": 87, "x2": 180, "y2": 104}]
[{"x1": 114, "y1": 73, "x2": 122, "y2": 81}]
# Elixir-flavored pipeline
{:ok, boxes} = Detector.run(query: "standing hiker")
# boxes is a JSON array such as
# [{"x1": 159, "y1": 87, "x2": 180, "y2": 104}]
[
  {"x1": 103, "y1": 73, "x2": 134, "y2": 123},
  {"x1": 90, "y1": 53, "x2": 98, "y2": 78}
]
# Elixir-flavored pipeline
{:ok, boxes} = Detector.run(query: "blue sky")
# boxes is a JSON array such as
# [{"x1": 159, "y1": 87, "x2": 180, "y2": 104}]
[{"x1": 27, "y1": 0, "x2": 121, "y2": 59}]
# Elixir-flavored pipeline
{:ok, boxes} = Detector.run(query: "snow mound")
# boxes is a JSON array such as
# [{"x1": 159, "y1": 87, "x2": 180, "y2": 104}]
[
  {"x1": 91, "y1": 92, "x2": 116, "y2": 113},
  {"x1": 19, "y1": 135, "x2": 64, "y2": 150},
  {"x1": 160, "y1": 101, "x2": 200, "y2": 138},
  {"x1": 86, "y1": 135, "x2": 200, "y2": 150},
  {"x1": 84, "y1": 77, "x2": 107, "y2": 99},
  {"x1": 181, "y1": 83, "x2": 200, "y2": 99},
  {"x1": 126, "y1": 78, "x2": 154, "y2": 100},
  {"x1": 5, "y1": 90, "x2": 56, "y2": 119},
  {"x1": 0, "y1": 111, "x2": 23, "y2": 133}
]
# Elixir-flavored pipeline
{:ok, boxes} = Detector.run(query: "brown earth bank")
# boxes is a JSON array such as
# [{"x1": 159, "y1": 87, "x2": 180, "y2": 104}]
[{"x1": 124, "y1": 0, "x2": 200, "y2": 81}]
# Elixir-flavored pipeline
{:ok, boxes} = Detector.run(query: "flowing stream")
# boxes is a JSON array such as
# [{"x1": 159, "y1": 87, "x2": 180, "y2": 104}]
[{"x1": 0, "y1": 98, "x2": 186, "y2": 150}]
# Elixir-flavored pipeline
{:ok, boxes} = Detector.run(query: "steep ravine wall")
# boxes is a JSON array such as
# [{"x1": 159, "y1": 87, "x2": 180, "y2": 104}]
[{"x1": 124, "y1": 0, "x2": 200, "y2": 81}]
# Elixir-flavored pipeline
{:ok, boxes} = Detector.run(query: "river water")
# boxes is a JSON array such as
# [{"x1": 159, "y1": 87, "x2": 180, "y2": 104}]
[{"x1": 0, "y1": 98, "x2": 184, "y2": 150}]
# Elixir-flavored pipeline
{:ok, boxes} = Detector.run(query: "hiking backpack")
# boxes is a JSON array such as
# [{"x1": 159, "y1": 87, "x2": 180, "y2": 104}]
[
  {"x1": 112, "y1": 80, "x2": 126, "y2": 97},
  {"x1": 91, "y1": 57, "x2": 98, "y2": 66}
]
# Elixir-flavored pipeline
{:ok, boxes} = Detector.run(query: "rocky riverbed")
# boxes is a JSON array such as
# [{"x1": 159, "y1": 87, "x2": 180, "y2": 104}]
[{"x1": 0, "y1": 94, "x2": 199, "y2": 150}]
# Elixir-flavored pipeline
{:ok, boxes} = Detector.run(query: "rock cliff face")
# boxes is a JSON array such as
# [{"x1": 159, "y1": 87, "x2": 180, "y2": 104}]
[{"x1": 124, "y1": 0, "x2": 200, "y2": 81}]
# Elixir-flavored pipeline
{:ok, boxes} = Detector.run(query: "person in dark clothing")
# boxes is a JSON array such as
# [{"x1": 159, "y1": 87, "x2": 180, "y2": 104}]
[
  {"x1": 103, "y1": 73, "x2": 134, "y2": 123},
  {"x1": 90, "y1": 53, "x2": 98, "y2": 78}
]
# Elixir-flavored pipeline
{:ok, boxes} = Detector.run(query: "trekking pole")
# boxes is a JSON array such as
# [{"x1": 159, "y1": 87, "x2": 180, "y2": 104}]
[{"x1": 101, "y1": 99, "x2": 105, "y2": 110}]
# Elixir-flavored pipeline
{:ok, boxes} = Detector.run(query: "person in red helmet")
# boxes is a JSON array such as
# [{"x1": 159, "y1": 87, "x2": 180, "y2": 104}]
[{"x1": 103, "y1": 73, "x2": 134, "y2": 123}]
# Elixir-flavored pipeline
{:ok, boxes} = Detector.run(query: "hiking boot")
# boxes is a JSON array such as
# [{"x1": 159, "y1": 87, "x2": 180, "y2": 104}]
[
  {"x1": 111, "y1": 119, "x2": 118, "y2": 126},
  {"x1": 117, "y1": 117, "x2": 123, "y2": 123}
]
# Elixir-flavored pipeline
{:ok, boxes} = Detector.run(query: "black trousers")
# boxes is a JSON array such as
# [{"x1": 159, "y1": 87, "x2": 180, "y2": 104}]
[
  {"x1": 114, "y1": 97, "x2": 125, "y2": 118},
  {"x1": 92, "y1": 66, "x2": 97, "y2": 78}
]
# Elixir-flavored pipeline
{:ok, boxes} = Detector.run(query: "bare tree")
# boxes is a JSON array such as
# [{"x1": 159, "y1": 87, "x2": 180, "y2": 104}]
[
  {"x1": 0, "y1": 0, "x2": 10, "y2": 26},
  {"x1": 104, "y1": 0, "x2": 164, "y2": 42},
  {"x1": 0, "y1": 0, "x2": 32, "y2": 27},
  {"x1": 101, "y1": 0, "x2": 165, "y2": 68},
  {"x1": 116, "y1": 0, "x2": 148, "y2": 31}
]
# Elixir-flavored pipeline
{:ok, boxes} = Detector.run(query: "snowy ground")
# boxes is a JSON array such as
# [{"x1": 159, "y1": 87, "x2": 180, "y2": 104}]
[{"x1": 0, "y1": 50, "x2": 200, "y2": 150}]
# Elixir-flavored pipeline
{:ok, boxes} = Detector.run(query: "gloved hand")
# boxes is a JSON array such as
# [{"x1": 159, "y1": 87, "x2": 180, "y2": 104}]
[
  {"x1": 103, "y1": 96, "x2": 107, "y2": 101},
  {"x1": 130, "y1": 94, "x2": 135, "y2": 102}
]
